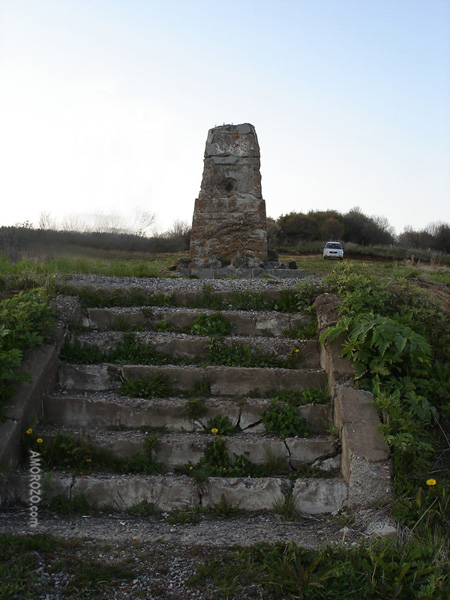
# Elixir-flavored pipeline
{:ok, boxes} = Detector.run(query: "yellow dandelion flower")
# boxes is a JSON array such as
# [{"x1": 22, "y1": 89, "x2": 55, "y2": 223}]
[
  {"x1": 189, "y1": 466, "x2": 193, "y2": 471},
  {"x1": 86, "y1": 458, "x2": 92, "y2": 463},
  {"x1": 222, "y1": 467, "x2": 227, "y2": 471},
  {"x1": 26, "y1": 428, "x2": 32, "y2": 435},
  {"x1": 36, "y1": 438, "x2": 43, "y2": 444},
  {"x1": 294, "y1": 349, "x2": 300, "y2": 354},
  {"x1": 426, "y1": 479, "x2": 437, "y2": 486},
  {"x1": 211, "y1": 428, "x2": 219, "y2": 435}
]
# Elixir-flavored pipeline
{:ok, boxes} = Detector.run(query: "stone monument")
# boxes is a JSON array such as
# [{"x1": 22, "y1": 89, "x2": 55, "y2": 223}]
[{"x1": 189, "y1": 123, "x2": 268, "y2": 268}]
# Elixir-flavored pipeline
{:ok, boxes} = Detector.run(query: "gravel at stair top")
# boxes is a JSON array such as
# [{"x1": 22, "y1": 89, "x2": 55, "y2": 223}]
[
  {"x1": 63, "y1": 274, "x2": 315, "y2": 292},
  {"x1": 0, "y1": 509, "x2": 352, "y2": 600}
]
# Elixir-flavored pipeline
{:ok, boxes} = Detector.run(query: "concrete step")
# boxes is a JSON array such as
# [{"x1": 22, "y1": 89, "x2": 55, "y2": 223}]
[
  {"x1": 35, "y1": 426, "x2": 336, "y2": 471},
  {"x1": 86, "y1": 306, "x2": 311, "y2": 337},
  {"x1": 61, "y1": 282, "x2": 298, "y2": 311},
  {"x1": 43, "y1": 392, "x2": 331, "y2": 434},
  {"x1": 58, "y1": 363, "x2": 328, "y2": 395},
  {"x1": 70, "y1": 331, "x2": 321, "y2": 369},
  {"x1": 3, "y1": 471, "x2": 348, "y2": 515}
]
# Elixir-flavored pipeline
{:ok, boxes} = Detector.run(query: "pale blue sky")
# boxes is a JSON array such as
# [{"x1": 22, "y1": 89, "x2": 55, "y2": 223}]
[{"x1": 0, "y1": 0, "x2": 449, "y2": 235}]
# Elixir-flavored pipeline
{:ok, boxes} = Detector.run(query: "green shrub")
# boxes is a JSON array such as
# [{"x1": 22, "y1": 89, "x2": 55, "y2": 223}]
[
  {"x1": 206, "y1": 415, "x2": 234, "y2": 435},
  {"x1": 186, "y1": 435, "x2": 260, "y2": 480},
  {"x1": 188, "y1": 312, "x2": 232, "y2": 336},
  {"x1": 321, "y1": 263, "x2": 450, "y2": 529},
  {"x1": 262, "y1": 400, "x2": 310, "y2": 438},
  {"x1": 265, "y1": 387, "x2": 328, "y2": 406},
  {"x1": 283, "y1": 319, "x2": 318, "y2": 339},
  {"x1": 295, "y1": 278, "x2": 329, "y2": 313},
  {"x1": 186, "y1": 397, "x2": 207, "y2": 420},
  {"x1": 183, "y1": 378, "x2": 211, "y2": 398},
  {"x1": 207, "y1": 338, "x2": 288, "y2": 368},
  {"x1": 0, "y1": 288, "x2": 54, "y2": 407},
  {"x1": 119, "y1": 374, "x2": 174, "y2": 398}
]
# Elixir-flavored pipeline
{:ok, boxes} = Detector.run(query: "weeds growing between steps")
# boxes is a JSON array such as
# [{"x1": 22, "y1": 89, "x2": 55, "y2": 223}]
[
  {"x1": 24, "y1": 428, "x2": 163, "y2": 475},
  {"x1": 60, "y1": 332, "x2": 307, "y2": 369},
  {"x1": 23, "y1": 413, "x2": 334, "y2": 479},
  {"x1": 52, "y1": 282, "x2": 301, "y2": 312}
]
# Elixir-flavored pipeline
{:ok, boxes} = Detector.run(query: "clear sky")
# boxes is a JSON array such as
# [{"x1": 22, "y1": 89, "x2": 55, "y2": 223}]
[{"x1": 0, "y1": 0, "x2": 449, "y2": 235}]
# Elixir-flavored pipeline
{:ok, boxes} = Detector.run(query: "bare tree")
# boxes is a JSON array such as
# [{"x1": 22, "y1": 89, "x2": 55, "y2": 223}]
[
  {"x1": 93, "y1": 210, "x2": 124, "y2": 233},
  {"x1": 166, "y1": 219, "x2": 190, "y2": 238},
  {"x1": 61, "y1": 214, "x2": 87, "y2": 232},
  {"x1": 38, "y1": 211, "x2": 56, "y2": 230},
  {"x1": 133, "y1": 207, "x2": 156, "y2": 237}
]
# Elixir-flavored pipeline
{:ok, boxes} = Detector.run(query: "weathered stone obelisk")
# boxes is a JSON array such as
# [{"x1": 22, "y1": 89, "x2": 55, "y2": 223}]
[{"x1": 189, "y1": 123, "x2": 268, "y2": 268}]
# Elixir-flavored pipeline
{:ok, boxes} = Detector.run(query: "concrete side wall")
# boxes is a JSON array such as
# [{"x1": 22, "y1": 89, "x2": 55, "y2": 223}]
[
  {"x1": 315, "y1": 294, "x2": 392, "y2": 509},
  {"x1": 0, "y1": 297, "x2": 80, "y2": 471}
]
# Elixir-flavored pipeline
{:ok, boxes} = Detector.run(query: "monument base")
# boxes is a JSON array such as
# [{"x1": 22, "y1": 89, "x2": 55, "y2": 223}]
[{"x1": 175, "y1": 258, "x2": 307, "y2": 279}]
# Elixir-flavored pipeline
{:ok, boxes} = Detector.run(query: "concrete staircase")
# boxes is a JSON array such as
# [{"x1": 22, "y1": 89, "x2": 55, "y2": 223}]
[
  {"x1": 21, "y1": 291, "x2": 349, "y2": 516},
  {"x1": 2, "y1": 282, "x2": 394, "y2": 517}
]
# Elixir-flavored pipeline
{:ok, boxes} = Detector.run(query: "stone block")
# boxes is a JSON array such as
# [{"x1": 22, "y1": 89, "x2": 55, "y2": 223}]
[
  {"x1": 227, "y1": 437, "x2": 288, "y2": 466},
  {"x1": 58, "y1": 364, "x2": 119, "y2": 392},
  {"x1": 72, "y1": 475, "x2": 199, "y2": 511},
  {"x1": 43, "y1": 395, "x2": 197, "y2": 431},
  {"x1": 199, "y1": 400, "x2": 241, "y2": 429},
  {"x1": 346, "y1": 456, "x2": 392, "y2": 508},
  {"x1": 254, "y1": 314, "x2": 290, "y2": 336},
  {"x1": 292, "y1": 478, "x2": 348, "y2": 514},
  {"x1": 155, "y1": 435, "x2": 207, "y2": 468},
  {"x1": 334, "y1": 387, "x2": 392, "y2": 508},
  {"x1": 0, "y1": 421, "x2": 23, "y2": 471},
  {"x1": 239, "y1": 399, "x2": 268, "y2": 430},
  {"x1": 202, "y1": 477, "x2": 287, "y2": 511},
  {"x1": 335, "y1": 387, "x2": 389, "y2": 463},
  {"x1": 315, "y1": 294, "x2": 341, "y2": 332},
  {"x1": 298, "y1": 404, "x2": 331, "y2": 434},
  {"x1": 207, "y1": 366, "x2": 328, "y2": 396},
  {"x1": 0, "y1": 472, "x2": 72, "y2": 505},
  {"x1": 285, "y1": 438, "x2": 335, "y2": 468}
]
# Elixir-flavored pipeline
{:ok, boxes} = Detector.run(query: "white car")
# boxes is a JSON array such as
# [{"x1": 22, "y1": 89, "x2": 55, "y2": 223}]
[{"x1": 323, "y1": 241, "x2": 344, "y2": 260}]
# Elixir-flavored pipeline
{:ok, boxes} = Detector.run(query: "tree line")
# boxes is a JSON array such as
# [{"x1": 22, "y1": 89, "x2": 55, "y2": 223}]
[
  {"x1": 1, "y1": 208, "x2": 449, "y2": 260},
  {"x1": 0, "y1": 222, "x2": 191, "y2": 261},
  {"x1": 268, "y1": 208, "x2": 450, "y2": 254}
]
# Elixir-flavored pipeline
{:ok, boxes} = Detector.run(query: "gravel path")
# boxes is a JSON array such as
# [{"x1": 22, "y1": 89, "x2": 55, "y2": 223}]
[
  {"x1": 0, "y1": 506, "x2": 366, "y2": 600},
  {"x1": 1, "y1": 505, "x2": 396, "y2": 600},
  {"x1": 63, "y1": 274, "x2": 313, "y2": 292}
]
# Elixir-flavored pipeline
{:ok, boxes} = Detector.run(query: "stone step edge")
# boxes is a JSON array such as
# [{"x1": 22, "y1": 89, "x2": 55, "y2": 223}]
[
  {"x1": 34, "y1": 427, "x2": 337, "y2": 471},
  {"x1": 2, "y1": 472, "x2": 348, "y2": 515},
  {"x1": 58, "y1": 363, "x2": 328, "y2": 396},
  {"x1": 43, "y1": 393, "x2": 331, "y2": 434},
  {"x1": 86, "y1": 306, "x2": 310, "y2": 336},
  {"x1": 71, "y1": 331, "x2": 320, "y2": 370},
  {"x1": 61, "y1": 284, "x2": 299, "y2": 308}
]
